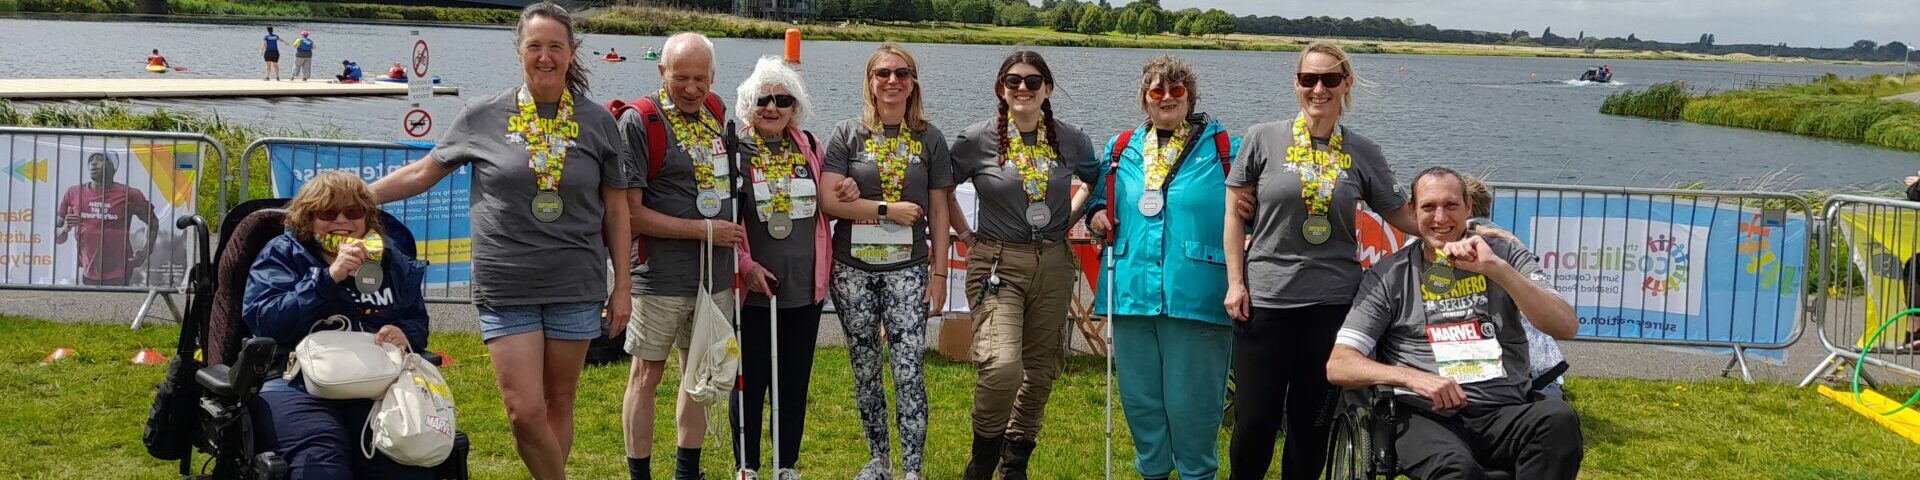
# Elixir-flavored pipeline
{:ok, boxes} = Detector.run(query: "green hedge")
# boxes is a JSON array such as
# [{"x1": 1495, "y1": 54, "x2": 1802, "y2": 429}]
[{"x1": 1599, "y1": 81, "x2": 1690, "y2": 120}]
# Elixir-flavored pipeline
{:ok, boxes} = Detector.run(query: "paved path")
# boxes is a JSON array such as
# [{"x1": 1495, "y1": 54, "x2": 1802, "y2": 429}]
[
  {"x1": 1885, "y1": 91, "x2": 1920, "y2": 105},
  {"x1": 6, "y1": 289, "x2": 1888, "y2": 386}
]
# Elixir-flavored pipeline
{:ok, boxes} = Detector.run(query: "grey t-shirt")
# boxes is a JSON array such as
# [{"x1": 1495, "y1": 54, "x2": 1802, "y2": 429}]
[
  {"x1": 950, "y1": 119, "x2": 1100, "y2": 243},
  {"x1": 430, "y1": 87, "x2": 633, "y2": 306},
  {"x1": 1226, "y1": 122, "x2": 1405, "y2": 308},
  {"x1": 738, "y1": 131, "x2": 820, "y2": 308},
  {"x1": 1335, "y1": 236, "x2": 1554, "y2": 408},
  {"x1": 822, "y1": 118, "x2": 955, "y2": 272},
  {"x1": 621, "y1": 94, "x2": 739, "y2": 296}
]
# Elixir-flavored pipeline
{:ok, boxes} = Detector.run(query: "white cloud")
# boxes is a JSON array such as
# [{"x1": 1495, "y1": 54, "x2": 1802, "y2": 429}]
[{"x1": 1150, "y1": 0, "x2": 1916, "y2": 48}]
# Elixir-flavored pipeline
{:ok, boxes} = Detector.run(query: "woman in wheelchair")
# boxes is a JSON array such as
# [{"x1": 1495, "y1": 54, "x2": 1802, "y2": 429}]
[{"x1": 241, "y1": 171, "x2": 432, "y2": 479}]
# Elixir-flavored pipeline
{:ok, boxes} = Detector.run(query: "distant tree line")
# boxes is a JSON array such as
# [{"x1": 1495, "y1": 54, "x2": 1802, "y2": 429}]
[
  {"x1": 808, "y1": 0, "x2": 1235, "y2": 36},
  {"x1": 656, "y1": 0, "x2": 1915, "y2": 62}
]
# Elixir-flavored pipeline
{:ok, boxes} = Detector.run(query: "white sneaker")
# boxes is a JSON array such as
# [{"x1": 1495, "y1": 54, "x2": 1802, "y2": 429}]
[
  {"x1": 735, "y1": 469, "x2": 758, "y2": 480},
  {"x1": 853, "y1": 459, "x2": 890, "y2": 480},
  {"x1": 902, "y1": 474, "x2": 921, "y2": 480},
  {"x1": 774, "y1": 469, "x2": 800, "y2": 480}
]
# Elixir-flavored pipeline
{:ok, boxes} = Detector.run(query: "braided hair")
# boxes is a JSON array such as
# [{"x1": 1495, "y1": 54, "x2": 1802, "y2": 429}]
[{"x1": 994, "y1": 50, "x2": 1059, "y2": 158}]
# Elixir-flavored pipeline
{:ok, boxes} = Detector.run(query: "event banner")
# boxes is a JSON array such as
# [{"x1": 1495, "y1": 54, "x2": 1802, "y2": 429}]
[
  {"x1": 2, "y1": 134, "x2": 199, "y2": 289},
  {"x1": 266, "y1": 143, "x2": 472, "y2": 292},
  {"x1": 1490, "y1": 194, "x2": 1807, "y2": 345},
  {"x1": 1835, "y1": 210, "x2": 1920, "y2": 347}
]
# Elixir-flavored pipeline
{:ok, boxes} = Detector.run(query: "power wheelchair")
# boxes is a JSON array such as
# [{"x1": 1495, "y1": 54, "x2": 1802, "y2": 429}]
[{"x1": 145, "y1": 199, "x2": 469, "y2": 479}]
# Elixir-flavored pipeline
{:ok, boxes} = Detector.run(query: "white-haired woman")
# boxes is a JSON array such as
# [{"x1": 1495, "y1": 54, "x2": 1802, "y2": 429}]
[{"x1": 727, "y1": 55, "x2": 830, "y2": 480}]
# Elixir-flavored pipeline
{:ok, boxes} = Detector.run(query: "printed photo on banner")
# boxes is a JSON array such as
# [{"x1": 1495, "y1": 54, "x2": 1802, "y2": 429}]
[
  {"x1": 266, "y1": 143, "x2": 473, "y2": 291},
  {"x1": 3, "y1": 134, "x2": 198, "y2": 289}
]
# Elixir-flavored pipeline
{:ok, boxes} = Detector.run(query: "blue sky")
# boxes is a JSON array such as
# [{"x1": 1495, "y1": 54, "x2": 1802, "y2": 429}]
[{"x1": 1151, "y1": 0, "x2": 1916, "y2": 49}]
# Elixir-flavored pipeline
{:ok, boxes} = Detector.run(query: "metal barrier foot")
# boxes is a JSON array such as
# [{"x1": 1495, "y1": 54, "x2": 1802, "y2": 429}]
[
  {"x1": 1719, "y1": 346, "x2": 1755, "y2": 383},
  {"x1": 129, "y1": 290, "x2": 179, "y2": 330},
  {"x1": 1798, "y1": 352, "x2": 1840, "y2": 388}
]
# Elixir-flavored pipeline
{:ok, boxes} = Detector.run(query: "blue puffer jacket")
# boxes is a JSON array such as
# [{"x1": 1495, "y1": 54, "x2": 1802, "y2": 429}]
[
  {"x1": 242, "y1": 229, "x2": 429, "y2": 365},
  {"x1": 1093, "y1": 115, "x2": 1240, "y2": 325}
]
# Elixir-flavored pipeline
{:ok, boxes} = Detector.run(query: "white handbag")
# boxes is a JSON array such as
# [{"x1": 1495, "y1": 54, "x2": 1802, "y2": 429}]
[
  {"x1": 365, "y1": 353, "x2": 457, "y2": 467},
  {"x1": 682, "y1": 222, "x2": 740, "y2": 408},
  {"x1": 284, "y1": 316, "x2": 404, "y2": 400}
]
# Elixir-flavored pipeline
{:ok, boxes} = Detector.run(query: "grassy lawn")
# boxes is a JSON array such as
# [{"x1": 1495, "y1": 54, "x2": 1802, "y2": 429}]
[{"x1": 2, "y1": 317, "x2": 1915, "y2": 479}]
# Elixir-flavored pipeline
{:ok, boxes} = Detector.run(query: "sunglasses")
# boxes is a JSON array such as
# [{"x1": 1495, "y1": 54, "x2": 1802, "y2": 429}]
[
  {"x1": 872, "y1": 67, "x2": 915, "y2": 80},
  {"x1": 1146, "y1": 84, "x2": 1188, "y2": 101},
  {"x1": 755, "y1": 94, "x2": 797, "y2": 108},
  {"x1": 1000, "y1": 73, "x2": 1046, "y2": 91},
  {"x1": 316, "y1": 208, "x2": 368, "y2": 221},
  {"x1": 1296, "y1": 72, "x2": 1348, "y2": 89}
]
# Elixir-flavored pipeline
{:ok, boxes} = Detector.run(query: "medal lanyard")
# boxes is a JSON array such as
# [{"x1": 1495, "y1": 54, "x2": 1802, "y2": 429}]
[
  {"x1": 1288, "y1": 114, "x2": 1348, "y2": 217},
  {"x1": 751, "y1": 132, "x2": 800, "y2": 214},
  {"x1": 1143, "y1": 121, "x2": 1196, "y2": 190},
  {"x1": 1001, "y1": 113, "x2": 1054, "y2": 204},
  {"x1": 318, "y1": 233, "x2": 384, "y2": 262}
]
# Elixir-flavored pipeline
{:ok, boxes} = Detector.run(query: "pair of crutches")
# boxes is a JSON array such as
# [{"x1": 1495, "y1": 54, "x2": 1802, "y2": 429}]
[{"x1": 722, "y1": 124, "x2": 785, "y2": 478}]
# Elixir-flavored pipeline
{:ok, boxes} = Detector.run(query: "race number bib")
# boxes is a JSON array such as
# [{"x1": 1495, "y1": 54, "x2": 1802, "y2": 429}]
[
  {"x1": 1425, "y1": 319, "x2": 1504, "y2": 385},
  {"x1": 750, "y1": 166, "x2": 818, "y2": 221},
  {"x1": 851, "y1": 219, "x2": 912, "y2": 265}
]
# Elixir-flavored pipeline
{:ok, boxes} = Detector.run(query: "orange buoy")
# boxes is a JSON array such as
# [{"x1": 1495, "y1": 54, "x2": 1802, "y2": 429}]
[{"x1": 785, "y1": 29, "x2": 802, "y2": 64}]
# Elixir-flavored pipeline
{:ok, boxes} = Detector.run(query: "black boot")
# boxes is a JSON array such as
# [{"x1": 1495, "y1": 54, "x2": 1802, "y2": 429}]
[
  {"x1": 997, "y1": 436, "x2": 1037, "y2": 480},
  {"x1": 963, "y1": 433, "x2": 1005, "y2": 480}
]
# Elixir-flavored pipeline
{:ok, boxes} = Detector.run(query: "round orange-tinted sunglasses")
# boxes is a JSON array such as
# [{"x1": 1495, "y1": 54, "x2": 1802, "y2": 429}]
[{"x1": 1147, "y1": 84, "x2": 1187, "y2": 101}]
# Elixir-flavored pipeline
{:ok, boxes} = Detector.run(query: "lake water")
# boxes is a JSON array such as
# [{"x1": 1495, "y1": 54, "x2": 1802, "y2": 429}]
[{"x1": 3, "y1": 16, "x2": 1916, "y2": 189}]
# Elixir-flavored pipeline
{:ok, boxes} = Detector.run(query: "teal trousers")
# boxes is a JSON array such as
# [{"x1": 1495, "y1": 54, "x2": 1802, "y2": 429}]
[{"x1": 1114, "y1": 315, "x2": 1232, "y2": 480}]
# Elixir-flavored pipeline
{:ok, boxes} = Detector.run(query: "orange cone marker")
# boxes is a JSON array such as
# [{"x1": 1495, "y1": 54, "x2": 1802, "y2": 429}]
[
  {"x1": 434, "y1": 350, "x2": 458, "y2": 367},
  {"x1": 42, "y1": 347, "x2": 77, "y2": 364},
  {"x1": 131, "y1": 348, "x2": 168, "y2": 365}
]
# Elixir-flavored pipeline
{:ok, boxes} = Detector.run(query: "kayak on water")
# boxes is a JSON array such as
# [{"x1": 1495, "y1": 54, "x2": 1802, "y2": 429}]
[
  {"x1": 602, "y1": 57, "x2": 627, "y2": 63},
  {"x1": 374, "y1": 75, "x2": 442, "y2": 84},
  {"x1": 145, "y1": 65, "x2": 168, "y2": 73}
]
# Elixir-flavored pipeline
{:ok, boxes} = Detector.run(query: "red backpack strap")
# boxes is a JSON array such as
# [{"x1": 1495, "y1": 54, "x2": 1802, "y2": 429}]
[
  {"x1": 1103, "y1": 128, "x2": 1138, "y2": 244},
  {"x1": 1212, "y1": 129, "x2": 1233, "y2": 176},
  {"x1": 703, "y1": 93, "x2": 726, "y2": 121}
]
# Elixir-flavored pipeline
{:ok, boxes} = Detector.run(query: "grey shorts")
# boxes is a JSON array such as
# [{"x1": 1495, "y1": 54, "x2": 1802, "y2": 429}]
[
  {"x1": 477, "y1": 301, "x2": 604, "y2": 342},
  {"x1": 626, "y1": 290, "x2": 735, "y2": 361}
]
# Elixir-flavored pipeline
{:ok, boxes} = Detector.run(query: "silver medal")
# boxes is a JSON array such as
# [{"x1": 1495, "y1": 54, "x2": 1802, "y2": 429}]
[
  {"x1": 531, "y1": 191, "x2": 564, "y2": 223},
  {"x1": 1139, "y1": 190, "x2": 1166, "y2": 217},
  {"x1": 697, "y1": 190, "x2": 723, "y2": 218},
  {"x1": 769, "y1": 212, "x2": 793, "y2": 240},
  {"x1": 354, "y1": 261, "x2": 384, "y2": 295},
  {"x1": 1025, "y1": 202, "x2": 1050, "y2": 227}
]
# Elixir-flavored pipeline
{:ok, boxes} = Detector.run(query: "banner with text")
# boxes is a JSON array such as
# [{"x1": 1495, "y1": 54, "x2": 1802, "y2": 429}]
[{"x1": 1490, "y1": 193, "x2": 1807, "y2": 346}]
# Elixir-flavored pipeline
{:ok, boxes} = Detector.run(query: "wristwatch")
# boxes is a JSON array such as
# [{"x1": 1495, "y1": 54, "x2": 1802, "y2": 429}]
[{"x1": 877, "y1": 202, "x2": 889, "y2": 218}]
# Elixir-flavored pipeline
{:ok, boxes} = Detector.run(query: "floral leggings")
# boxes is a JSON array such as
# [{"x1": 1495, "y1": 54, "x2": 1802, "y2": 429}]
[{"x1": 830, "y1": 261, "x2": 930, "y2": 475}]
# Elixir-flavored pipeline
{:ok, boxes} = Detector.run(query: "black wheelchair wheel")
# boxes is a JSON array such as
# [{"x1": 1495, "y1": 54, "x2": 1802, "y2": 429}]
[{"x1": 1326, "y1": 409, "x2": 1374, "y2": 480}]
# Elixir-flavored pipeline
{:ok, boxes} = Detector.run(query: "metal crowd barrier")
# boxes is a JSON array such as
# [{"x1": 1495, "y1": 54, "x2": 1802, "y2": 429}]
[
  {"x1": 239, "y1": 138, "x2": 473, "y2": 303},
  {"x1": 0, "y1": 126, "x2": 227, "y2": 328},
  {"x1": 1487, "y1": 182, "x2": 1816, "y2": 382},
  {"x1": 1799, "y1": 194, "x2": 1920, "y2": 387}
]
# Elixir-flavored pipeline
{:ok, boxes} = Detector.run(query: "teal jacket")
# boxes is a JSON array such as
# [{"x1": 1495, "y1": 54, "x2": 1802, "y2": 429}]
[{"x1": 1093, "y1": 115, "x2": 1239, "y2": 326}]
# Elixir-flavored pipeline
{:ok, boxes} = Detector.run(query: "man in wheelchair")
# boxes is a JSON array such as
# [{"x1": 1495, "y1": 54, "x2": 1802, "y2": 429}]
[
  {"x1": 240, "y1": 172, "x2": 433, "y2": 479},
  {"x1": 1326, "y1": 168, "x2": 1583, "y2": 480}
]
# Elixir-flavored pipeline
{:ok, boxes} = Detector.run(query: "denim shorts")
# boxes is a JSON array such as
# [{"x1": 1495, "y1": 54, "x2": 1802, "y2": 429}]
[{"x1": 477, "y1": 301, "x2": 605, "y2": 342}]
